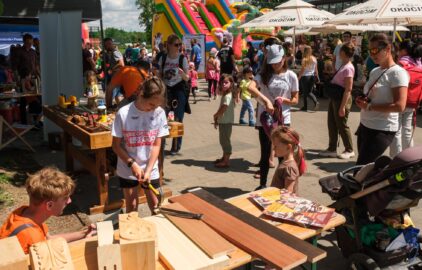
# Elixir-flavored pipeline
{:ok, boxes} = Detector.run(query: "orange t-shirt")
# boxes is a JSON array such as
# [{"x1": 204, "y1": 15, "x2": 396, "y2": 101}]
[
  {"x1": 0, "y1": 206, "x2": 49, "y2": 254},
  {"x1": 111, "y1": 66, "x2": 148, "y2": 98}
]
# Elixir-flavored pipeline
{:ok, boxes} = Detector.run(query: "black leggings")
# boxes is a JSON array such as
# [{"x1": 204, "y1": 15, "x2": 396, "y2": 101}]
[
  {"x1": 299, "y1": 76, "x2": 318, "y2": 110},
  {"x1": 258, "y1": 127, "x2": 283, "y2": 187},
  {"x1": 207, "y1": 79, "x2": 218, "y2": 98},
  {"x1": 356, "y1": 123, "x2": 396, "y2": 165}
]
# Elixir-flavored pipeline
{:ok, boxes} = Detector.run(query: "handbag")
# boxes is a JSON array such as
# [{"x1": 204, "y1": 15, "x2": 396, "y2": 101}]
[{"x1": 324, "y1": 65, "x2": 345, "y2": 100}]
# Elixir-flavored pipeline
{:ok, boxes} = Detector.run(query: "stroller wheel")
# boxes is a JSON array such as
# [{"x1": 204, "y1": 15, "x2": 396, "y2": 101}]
[{"x1": 348, "y1": 253, "x2": 380, "y2": 270}]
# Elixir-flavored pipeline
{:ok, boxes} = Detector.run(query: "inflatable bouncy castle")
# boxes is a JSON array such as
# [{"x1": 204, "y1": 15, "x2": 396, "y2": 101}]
[{"x1": 152, "y1": 0, "x2": 273, "y2": 58}]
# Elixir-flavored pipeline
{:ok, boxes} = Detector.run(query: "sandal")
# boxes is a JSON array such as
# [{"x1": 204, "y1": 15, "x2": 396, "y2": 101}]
[{"x1": 253, "y1": 170, "x2": 261, "y2": 179}]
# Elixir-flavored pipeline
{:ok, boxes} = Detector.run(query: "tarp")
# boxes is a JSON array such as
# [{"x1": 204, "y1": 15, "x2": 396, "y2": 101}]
[{"x1": 0, "y1": 0, "x2": 102, "y2": 24}]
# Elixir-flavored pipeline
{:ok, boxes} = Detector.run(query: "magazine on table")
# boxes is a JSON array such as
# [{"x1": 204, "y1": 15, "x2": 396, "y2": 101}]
[{"x1": 250, "y1": 189, "x2": 334, "y2": 228}]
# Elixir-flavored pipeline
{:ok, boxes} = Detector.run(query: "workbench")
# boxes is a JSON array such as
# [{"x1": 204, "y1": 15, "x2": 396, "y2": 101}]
[
  {"x1": 226, "y1": 187, "x2": 346, "y2": 270},
  {"x1": 43, "y1": 105, "x2": 176, "y2": 214}
]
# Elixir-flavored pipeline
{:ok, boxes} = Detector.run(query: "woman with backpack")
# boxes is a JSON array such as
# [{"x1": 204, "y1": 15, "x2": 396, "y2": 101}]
[
  {"x1": 159, "y1": 34, "x2": 190, "y2": 155},
  {"x1": 355, "y1": 34, "x2": 409, "y2": 165},
  {"x1": 390, "y1": 41, "x2": 422, "y2": 157}
]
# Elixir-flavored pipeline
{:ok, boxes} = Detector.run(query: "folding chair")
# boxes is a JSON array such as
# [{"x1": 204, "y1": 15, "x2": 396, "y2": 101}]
[{"x1": 0, "y1": 115, "x2": 35, "y2": 152}]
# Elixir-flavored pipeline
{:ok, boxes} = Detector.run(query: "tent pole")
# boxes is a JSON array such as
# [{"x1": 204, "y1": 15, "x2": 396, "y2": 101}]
[
  {"x1": 392, "y1": 18, "x2": 397, "y2": 43},
  {"x1": 293, "y1": 27, "x2": 296, "y2": 68},
  {"x1": 100, "y1": 19, "x2": 108, "y2": 87}
]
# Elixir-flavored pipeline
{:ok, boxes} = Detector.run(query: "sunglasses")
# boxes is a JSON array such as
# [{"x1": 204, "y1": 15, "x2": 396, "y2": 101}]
[
  {"x1": 369, "y1": 47, "x2": 386, "y2": 56},
  {"x1": 173, "y1": 43, "x2": 181, "y2": 47}
]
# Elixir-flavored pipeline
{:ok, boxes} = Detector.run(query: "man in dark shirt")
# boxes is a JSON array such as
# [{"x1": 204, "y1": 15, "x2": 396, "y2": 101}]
[
  {"x1": 217, "y1": 38, "x2": 238, "y2": 76},
  {"x1": 16, "y1": 34, "x2": 39, "y2": 78},
  {"x1": 82, "y1": 40, "x2": 96, "y2": 75}
]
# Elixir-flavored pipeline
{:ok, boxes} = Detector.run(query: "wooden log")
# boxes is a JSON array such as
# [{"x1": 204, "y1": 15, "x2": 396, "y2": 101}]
[
  {"x1": 161, "y1": 203, "x2": 236, "y2": 259},
  {"x1": 0, "y1": 236, "x2": 27, "y2": 270},
  {"x1": 119, "y1": 212, "x2": 156, "y2": 270},
  {"x1": 144, "y1": 215, "x2": 229, "y2": 270},
  {"x1": 189, "y1": 188, "x2": 327, "y2": 264},
  {"x1": 170, "y1": 193, "x2": 307, "y2": 270}
]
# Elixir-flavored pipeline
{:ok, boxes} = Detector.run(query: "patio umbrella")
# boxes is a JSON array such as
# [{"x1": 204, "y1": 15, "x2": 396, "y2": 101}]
[
  {"x1": 239, "y1": 0, "x2": 334, "y2": 63},
  {"x1": 310, "y1": 23, "x2": 410, "y2": 34},
  {"x1": 327, "y1": 0, "x2": 422, "y2": 41},
  {"x1": 282, "y1": 27, "x2": 320, "y2": 36}
]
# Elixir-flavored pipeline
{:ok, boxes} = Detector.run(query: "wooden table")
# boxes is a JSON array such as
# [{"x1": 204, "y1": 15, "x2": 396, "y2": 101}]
[
  {"x1": 43, "y1": 105, "x2": 173, "y2": 214},
  {"x1": 226, "y1": 187, "x2": 346, "y2": 270}
]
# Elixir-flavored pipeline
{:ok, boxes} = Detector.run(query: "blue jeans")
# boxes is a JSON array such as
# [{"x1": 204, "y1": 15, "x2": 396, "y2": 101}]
[
  {"x1": 167, "y1": 82, "x2": 187, "y2": 152},
  {"x1": 239, "y1": 99, "x2": 254, "y2": 123}
]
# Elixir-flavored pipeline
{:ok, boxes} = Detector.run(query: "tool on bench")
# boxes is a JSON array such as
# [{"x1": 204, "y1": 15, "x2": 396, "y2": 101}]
[{"x1": 159, "y1": 207, "x2": 203, "y2": 220}]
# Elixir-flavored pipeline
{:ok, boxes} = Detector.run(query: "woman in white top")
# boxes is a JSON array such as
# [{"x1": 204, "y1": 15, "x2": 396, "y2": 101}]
[
  {"x1": 248, "y1": 41, "x2": 299, "y2": 190},
  {"x1": 158, "y1": 34, "x2": 190, "y2": 155},
  {"x1": 298, "y1": 45, "x2": 319, "y2": 111},
  {"x1": 355, "y1": 33, "x2": 409, "y2": 165}
]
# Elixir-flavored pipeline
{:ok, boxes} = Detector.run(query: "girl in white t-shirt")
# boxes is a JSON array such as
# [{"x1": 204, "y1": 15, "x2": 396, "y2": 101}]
[
  {"x1": 248, "y1": 41, "x2": 299, "y2": 190},
  {"x1": 298, "y1": 45, "x2": 319, "y2": 111},
  {"x1": 112, "y1": 77, "x2": 169, "y2": 214}
]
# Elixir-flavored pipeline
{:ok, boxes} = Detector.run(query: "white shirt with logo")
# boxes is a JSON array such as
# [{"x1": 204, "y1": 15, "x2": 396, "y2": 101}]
[
  {"x1": 112, "y1": 102, "x2": 169, "y2": 180},
  {"x1": 255, "y1": 70, "x2": 299, "y2": 126},
  {"x1": 159, "y1": 54, "x2": 189, "y2": 87}
]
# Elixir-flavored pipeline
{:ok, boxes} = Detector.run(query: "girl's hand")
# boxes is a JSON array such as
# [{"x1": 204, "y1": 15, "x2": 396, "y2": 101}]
[
  {"x1": 265, "y1": 101, "x2": 274, "y2": 114},
  {"x1": 84, "y1": 224, "x2": 97, "y2": 238},
  {"x1": 131, "y1": 162, "x2": 144, "y2": 181},
  {"x1": 142, "y1": 171, "x2": 151, "y2": 184},
  {"x1": 178, "y1": 68, "x2": 185, "y2": 75},
  {"x1": 338, "y1": 107, "x2": 346, "y2": 117}
]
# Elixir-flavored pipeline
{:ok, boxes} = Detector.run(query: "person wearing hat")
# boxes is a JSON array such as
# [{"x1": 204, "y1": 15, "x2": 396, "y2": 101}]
[
  {"x1": 248, "y1": 41, "x2": 299, "y2": 190},
  {"x1": 206, "y1": 48, "x2": 220, "y2": 100}
]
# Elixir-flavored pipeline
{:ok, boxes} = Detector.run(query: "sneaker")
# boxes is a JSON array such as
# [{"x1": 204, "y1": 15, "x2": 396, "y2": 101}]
[
  {"x1": 239, "y1": 119, "x2": 248, "y2": 125},
  {"x1": 249, "y1": 121, "x2": 256, "y2": 127},
  {"x1": 338, "y1": 151, "x2": 355, "y2": 159},
  {"x1": 319, "y1": 150, "x2": 337, "y2": 158}
]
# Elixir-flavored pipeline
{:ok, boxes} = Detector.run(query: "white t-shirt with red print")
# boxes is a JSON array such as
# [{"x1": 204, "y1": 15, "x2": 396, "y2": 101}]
[{"x1": 112, "y1": 102, "x2": 169, "y2": 181}]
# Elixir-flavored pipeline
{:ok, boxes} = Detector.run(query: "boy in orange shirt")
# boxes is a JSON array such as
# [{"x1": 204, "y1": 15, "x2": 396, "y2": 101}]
[{"x1": 0, "y1": 167, "x2": 96, "y2": 253}]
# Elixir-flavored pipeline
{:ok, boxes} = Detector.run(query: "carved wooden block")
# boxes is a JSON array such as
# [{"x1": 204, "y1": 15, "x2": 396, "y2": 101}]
[
  {"x1": 118, "y1": 212, "x2": 156, "y2": 270},
  {"x1": 96, "y1": 221, "x2": 122, "y2": 270},
  {"x1": 0, "y1": 236, "x2": 27, "y2": 270},
  {"x1": 29, "y1": 237, "x2": 74, "y2": 270}
]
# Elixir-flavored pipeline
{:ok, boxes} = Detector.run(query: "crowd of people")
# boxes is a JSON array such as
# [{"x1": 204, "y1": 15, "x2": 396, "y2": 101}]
[{"x1": 0, "y1": 29, "x2": 421, "y2": 260}]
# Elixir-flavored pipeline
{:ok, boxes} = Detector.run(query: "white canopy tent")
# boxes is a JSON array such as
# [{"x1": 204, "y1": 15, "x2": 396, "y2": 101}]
[{"x1": 327, "y1": 0, "x2": 422, "y2": 41}]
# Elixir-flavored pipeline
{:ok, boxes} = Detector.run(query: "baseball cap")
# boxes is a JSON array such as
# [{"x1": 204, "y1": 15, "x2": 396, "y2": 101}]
[{"x1": 266, "y1": 44, "x2": 285, "y2": 64}]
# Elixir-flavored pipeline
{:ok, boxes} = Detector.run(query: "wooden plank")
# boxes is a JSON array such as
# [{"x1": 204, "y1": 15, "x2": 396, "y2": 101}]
[
  {"x1": 170, "y1": 193, "x2": 307, "y2": 270},
  {"x1": 96, "y1": 221, "x2": 114, "y2": 246},
  {"x1": 227, "y1": 188, "x2": 346, "y2": 240},
  {"x1": 190, "y1": 189, "x2": 327, "y2": 264},
  {"x1": 0, "y1": 236, "x2": 27, "y2": 270},
  {"x1": 89, "y1": 188, "x2": 173, "y2": 214},
  {"x1": 161, "y1": 203, "x2": 236, "y2": 259},
  {"x1": 144, "y1": 215, "x2": 229, "y2": 270}
]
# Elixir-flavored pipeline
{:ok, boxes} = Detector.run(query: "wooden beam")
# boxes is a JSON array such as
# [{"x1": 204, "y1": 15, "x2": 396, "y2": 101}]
[
  {"x1": 161, "y1": 203, "x2": 236, "y2": 259},
  {"x1": 170, "y1": 193, "x2": 307, "y2": 270},
  {"x1": 89, "y1": 188, "x2": 172, "y2": 214},
  {"x1": 144, "y1": 215, "x2": 229, "y2": 270},
  {"x1": 190, "y1": 188, "x2": 327, "y2": 264},
  {"x1": 0, "y1": 236, "x2": 27, "y2": 270}
]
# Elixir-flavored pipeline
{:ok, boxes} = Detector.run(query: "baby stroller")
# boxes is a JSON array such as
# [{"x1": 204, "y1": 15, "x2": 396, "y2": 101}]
[{"x1": 319, "y1": 146, "x2": 422, "y2": 270}]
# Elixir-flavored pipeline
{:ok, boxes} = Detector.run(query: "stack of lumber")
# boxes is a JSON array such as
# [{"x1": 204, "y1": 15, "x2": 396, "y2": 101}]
[{"x1": 169, "y1": 188, "x2": 327, "y2": 270}]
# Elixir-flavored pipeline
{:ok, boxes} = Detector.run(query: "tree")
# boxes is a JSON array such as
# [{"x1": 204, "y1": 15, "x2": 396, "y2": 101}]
[
  {"x1": 247, "y1": 0, "x2": 288, "y2": 9},
  {"x1": 136, "y1": 0, "x2": 156, "y2": 44}
]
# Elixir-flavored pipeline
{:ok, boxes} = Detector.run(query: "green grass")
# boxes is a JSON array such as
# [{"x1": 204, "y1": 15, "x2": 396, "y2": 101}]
[
  {"x1": 0, "y1": 173, "x2": 13, "y2": 184},
  {"x1": 0, "y1": 188, "x2": 13, "y2": 206}
]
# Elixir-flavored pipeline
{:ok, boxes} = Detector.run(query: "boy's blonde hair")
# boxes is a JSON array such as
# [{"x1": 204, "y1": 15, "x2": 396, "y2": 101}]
[{"x1": 26, "y1": 167, "x2": 75, "y2": 205}]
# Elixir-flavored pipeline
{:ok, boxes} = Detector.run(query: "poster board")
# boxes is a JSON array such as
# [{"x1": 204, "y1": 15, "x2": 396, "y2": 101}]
[{"x1": 182, "y1": 34, "x2": 206, "y2": 77}]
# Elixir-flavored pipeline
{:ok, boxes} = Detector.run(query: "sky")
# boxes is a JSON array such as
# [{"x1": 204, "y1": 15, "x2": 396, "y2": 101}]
[{"x1": 88, "y1": 0, "x2": 143, "y2": 31}]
